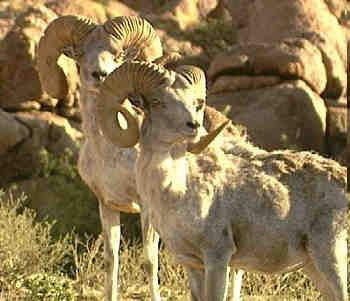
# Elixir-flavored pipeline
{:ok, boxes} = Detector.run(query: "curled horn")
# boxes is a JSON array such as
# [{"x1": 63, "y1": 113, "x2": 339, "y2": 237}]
[
  {"x1": 38, "y1": 15, "x2": 162, "y2": 101},
  {"x1": 98, "y1": 61, "x2": 225, "y2": 152},
  {"x1": 103, "y1": 16, "x2": 162, "y2": 62},
  {"x1": 38, "y1": 15, "x2": 96, "y2": 99},
  {"x1": 97, "y1": 61, "x2": 174, "y2": 147}
]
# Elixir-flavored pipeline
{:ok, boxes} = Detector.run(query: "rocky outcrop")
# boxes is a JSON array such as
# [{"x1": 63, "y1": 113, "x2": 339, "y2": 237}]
[
  {"x1": 0, "y1": 110, "x2": 82, "y2": 184},
  {"x1": 208, "y1": 40, "x2": 327, "y2": 94},
  {"x1": 223, "y1": 0, "x2": 347, "y2": 97},
  {"x1": 208, "y1": 80, "x2": 327, "y2": 152},
  {"x1": 0, "y1": 5, "x2": 82, "y2": 189},
  {"x1": 0, "y1": 109, "x2": 30, "y2": 157},
  {"x1": 154, "y1": 0, "x2": 219, "y2": 29},
  {"x1": 124, "y1": 0, "x2": 222, "y2": 29},
  {"x1": 209, "y1": 0, "x2": 348, "y2": 164},
  {"x1": 0, "y1": 5, "x2": 80, "y2": 112},
  {"x1": 325, "y1": 98, "x2": 348, "y2": 165},
  {"x1": 46, "y1": 0, "x2": 137, "y2": 23}
]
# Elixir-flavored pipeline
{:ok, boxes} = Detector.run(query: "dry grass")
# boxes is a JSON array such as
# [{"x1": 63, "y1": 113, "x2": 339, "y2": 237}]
[{"x1": 0, "y1": 190, "x2": 348, "y2": 300}]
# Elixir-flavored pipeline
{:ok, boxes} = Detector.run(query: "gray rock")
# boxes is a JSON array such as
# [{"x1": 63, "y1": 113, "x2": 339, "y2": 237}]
[
  {"x1": 207, "y1": 80, "x2": 327, "y2": 153},
  {"x1": 208, "y1": 40, "x2": 327, "y2": 95},
  {"x1": 0, "y1": 109, "x2": 30, "y2": 156},
  {"x1": 224, "y1": 0, "x2": 347, "y2": 98},
  {"x1": 0, "y1": 111, "x2": 82, "y2": 184},
  {"x1": 0, "y1": 5, "x2": 79, "y2": 110}
]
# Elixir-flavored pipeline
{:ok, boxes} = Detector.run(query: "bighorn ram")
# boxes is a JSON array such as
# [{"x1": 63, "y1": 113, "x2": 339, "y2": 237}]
[
  {"x1": 37, "y1": 15, "x2": 165, "y2": 301},
  {"x1": 97, "y1": 60, "x2": 347, "y2": 301},
  {"x1": 37, "y1": 14, "x2": 243, "y2": 301}
]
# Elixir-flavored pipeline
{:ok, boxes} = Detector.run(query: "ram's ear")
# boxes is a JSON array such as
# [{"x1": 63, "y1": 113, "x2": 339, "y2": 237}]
[
  {"x1": 187, "y1": 121, "x2": 229, "y2": 154},
  {"x1": 62, "y1": 45, "x2": 79, "y2": 60},
  {"x1": 128, "y1": 93, "x2": 147, "y2": 110},
  {"x1": 152, "y1": 52, "x2": 182, "y2": 69}
]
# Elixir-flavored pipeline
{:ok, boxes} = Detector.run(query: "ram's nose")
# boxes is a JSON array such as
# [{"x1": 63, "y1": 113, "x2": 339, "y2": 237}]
[{"x1": 92, "y1": 71, "x2": 108, "y2": 82}]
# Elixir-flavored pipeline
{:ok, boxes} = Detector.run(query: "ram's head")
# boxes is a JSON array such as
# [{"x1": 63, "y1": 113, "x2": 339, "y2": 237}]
[
  {"x1": 37, "y1": 15, "x2": 163, "y2": 98},
  {"x1": 96, "y1": 61, "x2": 228, "y2": 153}
]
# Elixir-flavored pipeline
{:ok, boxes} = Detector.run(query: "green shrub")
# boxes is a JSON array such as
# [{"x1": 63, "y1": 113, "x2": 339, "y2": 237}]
[
  {"x1": 0, "y1": 191, "x2": 74, "y2": 298},
  {"x1": 36, "y1": 148, "x2": 78, "y2": 180},
  {"x1": 22, "y1": 273, "x2": 78, "y2": 301},
  {"x1": 0, "y1": 190, "x2": 104, "y2": 300}
]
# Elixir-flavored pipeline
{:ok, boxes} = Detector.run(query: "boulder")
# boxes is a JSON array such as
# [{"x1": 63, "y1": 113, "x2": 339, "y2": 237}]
[
  {"x1": 223, "y1": 0, "x2": 347, "y2": 98},
  {"x1": 0, "y1": 111, "x2": 82, "y2": 185},
  {"x1": 346, "y1": 39, "x2": 350, "y2": 95},
  {"x1": 15, "y1": 111, "x2": 82, "y2": 155},
  {"x1": 208, "y1": 40, "x2": 327, "y2": 95},
  {"x1": 210, "y1": 75, "x2": 282, "y2": 94},
  {"x1": 0, "y1": 2, "x2": 16, "y2": 40},
  {"x1": 156, "y1": 28, "x2": 207, "y2": 67},
  {"x1": 148, "y1": 0, "x2": 221, "y2": 30},
  {"x1": 153, "y1": 12, "x2": 235, "y2": 70},
  {"x1": 207, "y1": 80, "x2": 327, "y2": 153},
  {"x1": 325, "y1": 98, "x2": 347, "y2": 165},
  {"x1": 0, "y1": 109, "x2": 30, "y2": 157},
  {"x1": 0, "y1": 5, "x2": 80, "y2": 110},
  {"x1": 46, "y1": 0, "x2": 137, "y2": 23}
]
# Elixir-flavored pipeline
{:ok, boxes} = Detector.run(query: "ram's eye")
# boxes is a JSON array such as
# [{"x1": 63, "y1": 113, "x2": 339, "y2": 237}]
[
  {"x1": 91, "y1": 71, "x2": 107, "y2": 81},
  {"x1": 152, "y1": 98, "x2": 162, "y2": 106},
  {"x1": 196, "y1": 98, "x2": 205, "y2": 111}
]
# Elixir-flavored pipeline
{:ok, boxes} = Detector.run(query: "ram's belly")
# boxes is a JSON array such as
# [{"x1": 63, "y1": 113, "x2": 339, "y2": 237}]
[{"x1": 230, "y1": 228, "x2": 307, "y2": 274}]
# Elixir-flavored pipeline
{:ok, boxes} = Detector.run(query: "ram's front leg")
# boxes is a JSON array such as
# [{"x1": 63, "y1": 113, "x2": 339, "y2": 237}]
[
  {"x1": 141, "y1": 211, "x2": 161, "y2": 301},
  {"x1": 98, "y1": 201, "x2": 121, "y2": 301},
  {"x1": 230, "y1": 268, "x2": 244, "y2": 301},
  {"x1": 204, "y1": 262, "x2": 230, "y2": 301},
  {"x1": 204, "y1": 236, "x2": 235, "y2": 301}
]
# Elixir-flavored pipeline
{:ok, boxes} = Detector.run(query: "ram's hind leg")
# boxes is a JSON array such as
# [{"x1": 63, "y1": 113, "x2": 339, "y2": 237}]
[
  {"x1": 305, "y1": 215, "x2": 347, "y2": 301},
  {"x1": 185, "y1": 266, "x2": 205, "y2": 301},
  {"x1": 99, "y1": 201, "x2": 121, "y2": 301},
  {"x1": 230, "y1": 268, "x2": 244, "y2": 301},
  {"x1": 141, "y1": 212, "x2": 161, "y2": 301}
]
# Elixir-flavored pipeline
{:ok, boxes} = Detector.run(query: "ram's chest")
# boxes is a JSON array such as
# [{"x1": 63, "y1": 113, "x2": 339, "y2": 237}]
[{"x1": 151, "y1": 205, "x2": 215, "y2": 259}]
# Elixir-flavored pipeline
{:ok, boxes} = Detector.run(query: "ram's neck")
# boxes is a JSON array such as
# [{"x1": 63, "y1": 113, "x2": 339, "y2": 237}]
[
  {"x1": 136, "y1": 131, "x2": 188, "y2": 212},
  {"x1": 79, "y1": 89, "x2": 100, "y2": 138}
]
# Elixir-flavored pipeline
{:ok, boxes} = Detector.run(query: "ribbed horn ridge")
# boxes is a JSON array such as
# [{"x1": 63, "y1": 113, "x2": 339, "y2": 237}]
[
  {"x1": 38, "y1": 15, "x2": 96, "y2": 99},
  {"x1": 97, "y1": 61, "x2": 174, "y2": 147},
  {"x1": 103, "y1": 16, "x2": 162, "y2": 61},
  {"x1": 176, "y1": 65, "x2": 206, "y2": 87},
  {"x1": 153, "y1": 52, "x2": 182, "y2": 66},
  {"x1": 176, "y1": 65, "x2": 206, "y2": 98}
]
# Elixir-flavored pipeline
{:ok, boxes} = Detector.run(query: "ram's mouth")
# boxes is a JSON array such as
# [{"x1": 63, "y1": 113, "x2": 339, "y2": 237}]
[
  {"x1": 86, "y1": 85, "x2": 101, "y2": 93},
  {"x1": 182, "y1": 128, "x2": 199, "y2": 141}
]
